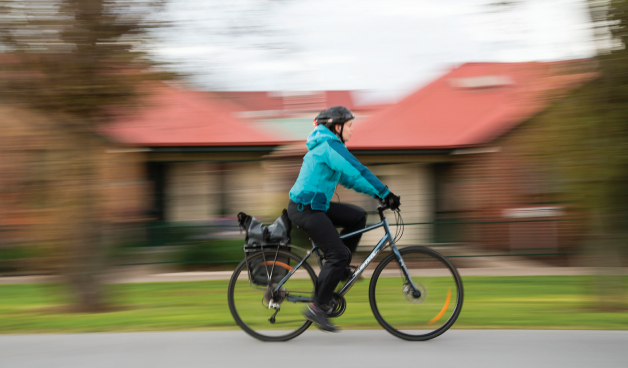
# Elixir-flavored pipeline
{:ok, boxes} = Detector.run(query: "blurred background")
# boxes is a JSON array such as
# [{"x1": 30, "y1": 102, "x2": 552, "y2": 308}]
[{"x1": 0, "y1": 0, "x2": 626, "y2": 315}]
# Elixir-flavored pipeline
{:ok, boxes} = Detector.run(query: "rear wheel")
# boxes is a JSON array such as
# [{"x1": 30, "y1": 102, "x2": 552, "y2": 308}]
[
  {"x1": 228, "y1": 249, "x2": 317, "y2": 341},
  {"x1": 369, "y1": 246, "x2": 463, "y2": 341}
]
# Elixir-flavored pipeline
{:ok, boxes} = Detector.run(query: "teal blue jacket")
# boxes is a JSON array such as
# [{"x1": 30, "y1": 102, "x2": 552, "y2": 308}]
[{"x1": 289, "y1": 125, "x2": 390, "y2": 211}]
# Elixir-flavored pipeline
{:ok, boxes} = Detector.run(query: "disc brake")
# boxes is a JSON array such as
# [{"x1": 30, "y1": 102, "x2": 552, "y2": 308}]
[{"x1": 403, "y1": 282, "x2": 426, "y2": 304}]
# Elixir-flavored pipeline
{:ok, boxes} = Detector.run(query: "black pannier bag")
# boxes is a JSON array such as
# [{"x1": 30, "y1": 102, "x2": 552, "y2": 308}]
[{"x1": 237, "y1": 209, "x2": 292, "y2": 286}]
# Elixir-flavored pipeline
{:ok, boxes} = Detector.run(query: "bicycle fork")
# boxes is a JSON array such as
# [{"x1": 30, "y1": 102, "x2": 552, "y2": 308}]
[{"x1": 390, "y1": 244, "x2": 423, "y2": 299}]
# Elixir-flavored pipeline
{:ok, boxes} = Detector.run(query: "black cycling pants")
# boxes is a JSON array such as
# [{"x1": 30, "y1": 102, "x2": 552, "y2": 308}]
[{"x1": 287, "y1": 200, "x2": 367, "y2": 306}]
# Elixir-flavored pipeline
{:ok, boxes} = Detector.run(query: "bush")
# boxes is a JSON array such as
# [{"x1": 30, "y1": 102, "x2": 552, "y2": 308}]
[{"x1": 175, "y1": 239, "x2": 245, "y2": 270}]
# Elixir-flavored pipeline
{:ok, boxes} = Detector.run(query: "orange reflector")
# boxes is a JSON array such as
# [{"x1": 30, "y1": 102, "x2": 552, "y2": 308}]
[
  {"x1": 259, "y1": 261, "x2": 293, "y2": 272},
  {"x1": 427, "y1": 288, "x2": 451, "y2": 326}
]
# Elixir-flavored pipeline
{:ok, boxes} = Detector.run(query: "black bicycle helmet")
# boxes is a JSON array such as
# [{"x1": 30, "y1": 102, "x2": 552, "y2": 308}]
[{"x1": 314, "y1": 106, "x2": 355, "y2": 143}]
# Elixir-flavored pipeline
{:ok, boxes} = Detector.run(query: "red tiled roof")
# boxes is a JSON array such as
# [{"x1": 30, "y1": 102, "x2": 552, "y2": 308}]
[
  {"x1": 207, "y1": 90, "x2": 357, "y2": 114},
  {"x1": 104, "y1": 85, "x2": 287, "y2": 146},
  {"x1": 325, "y1": 91, "x2": 355, "y2": 110},
  {"x1": 209, "y1": 91, "x2": 284, "y2": 112},
  {"x1": 348, "y1": 61, "x2": 597, "y2": 150}
]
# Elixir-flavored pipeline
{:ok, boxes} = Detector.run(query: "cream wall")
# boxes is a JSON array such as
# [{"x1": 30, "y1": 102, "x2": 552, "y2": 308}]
[
  {"x1": 166, "y1": 162, "x2": 220, "y2": 222},
  {"x1": 165, "y1": 161, "x2": 271, "y2": 222},
  {"x1": 336, "y1": 163, "x2": 434, "y2": 249},
  {"x1": 224, "y1": 161, "x2": 269, "y2": 219},
  {"x1": 164, "y1": 160, "x2": 435, "y2": 249}
]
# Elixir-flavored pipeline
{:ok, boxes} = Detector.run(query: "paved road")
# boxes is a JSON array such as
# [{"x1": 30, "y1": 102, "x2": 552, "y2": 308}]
[{"x1": 1, "y1": 330, "x2": 626, "y2": 368}]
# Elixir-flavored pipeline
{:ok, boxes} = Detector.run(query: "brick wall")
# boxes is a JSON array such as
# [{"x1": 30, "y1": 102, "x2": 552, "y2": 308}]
[{"x1": 445, "y1": 123, "x2": 579, "y2": 250}]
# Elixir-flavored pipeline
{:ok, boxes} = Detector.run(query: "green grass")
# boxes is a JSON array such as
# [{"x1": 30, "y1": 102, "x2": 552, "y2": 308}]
[{"x1": 0, "y1": 276, "x2": 627, "y2": 333}]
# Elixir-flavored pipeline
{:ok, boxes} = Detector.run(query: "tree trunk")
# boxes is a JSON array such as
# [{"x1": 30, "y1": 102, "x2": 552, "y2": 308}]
[
  {"x1": 585, "y1": 210, "x2": 627, "y2": 311},
  {"x1": 55, "y1": 135, "x2": 108, "y2": 312}
]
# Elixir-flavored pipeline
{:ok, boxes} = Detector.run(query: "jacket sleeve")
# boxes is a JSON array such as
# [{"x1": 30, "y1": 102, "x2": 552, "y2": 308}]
[
  {"x1": 325, "y1": 140, "x2": 390, "y2": 199},
  {"x1": 339, "y1": 173, "x2": 382, "y2": 196}
]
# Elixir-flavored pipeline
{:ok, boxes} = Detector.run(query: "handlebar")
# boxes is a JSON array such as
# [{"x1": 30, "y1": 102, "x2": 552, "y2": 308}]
[
  {"x1": 377, "y1": 198, "x2": 402, "y2": 221},
  {"x1": 377, "y1": 199, "x2": 404, "y2": 242},
  {"x1": 377, "y1": 199, "x2": 390, "y2": 220}
]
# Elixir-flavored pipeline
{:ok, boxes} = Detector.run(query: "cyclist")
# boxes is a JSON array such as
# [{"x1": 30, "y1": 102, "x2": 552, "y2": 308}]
[{"x1": 287, "y1": 106, "x2": 401, "y2": 332}]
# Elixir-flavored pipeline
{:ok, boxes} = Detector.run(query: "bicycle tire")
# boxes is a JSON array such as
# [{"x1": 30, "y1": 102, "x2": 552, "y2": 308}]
[
  {"x1": 369, "y1": 246, "x2": 464, "y2": 341},
  {"x1": 228, "y1": 249, "x2": 317, "y2": 341}
]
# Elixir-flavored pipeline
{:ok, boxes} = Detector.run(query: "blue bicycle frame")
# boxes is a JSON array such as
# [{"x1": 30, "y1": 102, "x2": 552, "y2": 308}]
[{"x1": 272, "y1": 207, "x2": 420, "y2": 303}]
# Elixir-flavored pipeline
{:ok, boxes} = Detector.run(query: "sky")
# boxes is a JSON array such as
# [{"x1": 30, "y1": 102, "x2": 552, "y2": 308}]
[{"x1": 151, "y1": 0, "x2": 596, "y2": 103}]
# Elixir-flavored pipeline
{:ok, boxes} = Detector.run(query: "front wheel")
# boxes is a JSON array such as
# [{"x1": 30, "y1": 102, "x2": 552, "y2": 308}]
[
  {"x1": 228, "y1": 249, "x2": 317, "y2": 341},
  {"x1": 369, "y1": 246, "x2": 464, "y2": 341}
]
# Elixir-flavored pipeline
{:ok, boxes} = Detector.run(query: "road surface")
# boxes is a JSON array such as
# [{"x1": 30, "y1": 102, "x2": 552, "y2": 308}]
[{"x1": 1, "y1": 330, "x2": 626, "y2": 368}]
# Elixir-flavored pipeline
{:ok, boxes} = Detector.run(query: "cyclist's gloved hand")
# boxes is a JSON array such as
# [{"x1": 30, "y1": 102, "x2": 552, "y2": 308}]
[{"x1": 384, "y1": 192, "x2": 401, "y2": 210}]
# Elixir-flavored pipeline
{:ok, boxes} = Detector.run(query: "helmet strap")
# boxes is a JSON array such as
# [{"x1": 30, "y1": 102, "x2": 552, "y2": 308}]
[{"x1": 338, "y1": 123, "x2": 345, "y2": 144}]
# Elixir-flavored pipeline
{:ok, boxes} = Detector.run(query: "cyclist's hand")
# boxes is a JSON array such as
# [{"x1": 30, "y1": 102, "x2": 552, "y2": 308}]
[{"x1": 384, "y1": 192, "x2": 401, "y2": 211}]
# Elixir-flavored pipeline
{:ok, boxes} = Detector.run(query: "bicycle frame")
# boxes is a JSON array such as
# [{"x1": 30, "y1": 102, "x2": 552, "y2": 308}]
[{"x1": 273, "y1": 209, "x2": 421, "y2": 303}]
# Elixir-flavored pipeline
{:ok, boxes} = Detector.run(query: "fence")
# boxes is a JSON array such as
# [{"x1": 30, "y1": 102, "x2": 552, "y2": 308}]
[{"x1": 0, "y1": 217, "x2": 578, "y2": 273}]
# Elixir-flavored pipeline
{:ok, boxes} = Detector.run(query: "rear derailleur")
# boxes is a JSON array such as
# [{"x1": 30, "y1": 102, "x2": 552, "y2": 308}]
[{"x1": 263, "y1": 284, "x2": 286, "y2": 324}]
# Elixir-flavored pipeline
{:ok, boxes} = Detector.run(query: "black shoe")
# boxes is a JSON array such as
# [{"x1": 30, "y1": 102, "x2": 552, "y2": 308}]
[
  {"x1": 340, "y1": 265, "x2": 363, "y2": 282},
  {"x1": 301, "y1": 303, "x2": 338, "y2": 332}
]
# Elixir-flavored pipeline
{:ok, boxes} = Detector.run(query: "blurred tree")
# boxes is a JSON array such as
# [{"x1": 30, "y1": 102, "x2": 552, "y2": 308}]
[
  {"x1": 482, "y1": 0, "x2": 627, "y2": 308},
  {"x1": 577, "y1": 0, "x2": 628, "y2": 309},
  {"x1": 521, "y1": 0, "x2": 628, "y2": 309},
  {"x1": 0, "y1": 0, "x2": 169, "y2": 312}
]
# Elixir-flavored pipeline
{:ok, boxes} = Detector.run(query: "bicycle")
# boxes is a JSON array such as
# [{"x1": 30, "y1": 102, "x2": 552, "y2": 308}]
[{"x1": 227, "y1": 201, "x2": 464, "y2": 341}]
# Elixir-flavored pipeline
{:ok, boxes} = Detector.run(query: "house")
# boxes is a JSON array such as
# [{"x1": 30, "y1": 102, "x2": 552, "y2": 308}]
[
  {"x1": 103, "y1": 60, "x2": 595, "y2": 251},
  {"x1": 346, "y1": 60, "x2": 596, "y2": 250},
  {"x1": 104, "y1": 85, "x2": 386, "y2": 228}
]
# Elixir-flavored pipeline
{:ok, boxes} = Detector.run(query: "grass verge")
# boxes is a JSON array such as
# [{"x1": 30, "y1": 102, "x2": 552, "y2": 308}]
[{"x1": 0, "y1": 276, "x2": 626, "y2": 333}]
